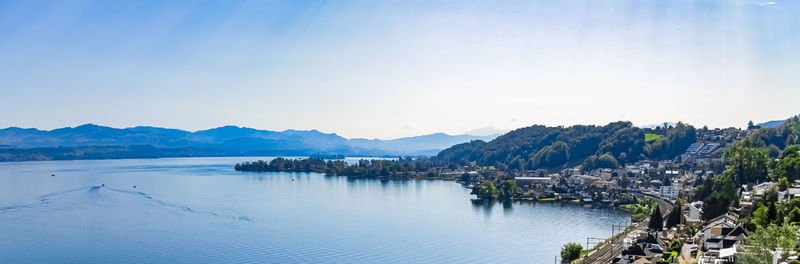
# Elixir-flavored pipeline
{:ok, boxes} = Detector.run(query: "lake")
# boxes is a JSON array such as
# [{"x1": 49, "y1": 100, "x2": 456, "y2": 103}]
[{"x1": 0, "y1": 157, "x2": 630, "y2": 263}]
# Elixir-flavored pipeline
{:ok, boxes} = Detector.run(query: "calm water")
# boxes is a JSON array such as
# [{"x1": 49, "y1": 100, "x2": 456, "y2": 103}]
[{"x1": 0, "y1": 157, "x2": 629, "y2": 263}]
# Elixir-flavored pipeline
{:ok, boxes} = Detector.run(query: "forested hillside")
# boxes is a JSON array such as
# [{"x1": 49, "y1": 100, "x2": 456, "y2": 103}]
[
  {"x1": 742, "y1": 116, "x2": 800, "y2": 157},
  {"x1": 691, "y1": 116, "x2": 800, "y2": 221},
  {"x1": 436, "y1": 121, "x2": 696, "y2": 171}
]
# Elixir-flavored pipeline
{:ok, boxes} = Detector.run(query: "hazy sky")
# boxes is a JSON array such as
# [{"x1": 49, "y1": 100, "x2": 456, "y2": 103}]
[{"x1": 0, "y1": 0, "x2": 798, "y2": 139}]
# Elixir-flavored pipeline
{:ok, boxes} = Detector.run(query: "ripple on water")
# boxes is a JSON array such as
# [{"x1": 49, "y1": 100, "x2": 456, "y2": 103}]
[{"x1": 0, "y1": 158, "x2": 630, "y2": 263}]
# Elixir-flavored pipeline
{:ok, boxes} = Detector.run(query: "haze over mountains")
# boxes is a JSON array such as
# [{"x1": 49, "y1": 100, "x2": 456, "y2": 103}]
[
  {"x1": 0, "y1": 114, "x2": 793, "y2": 162},
  {"x1": 0, "y1": 124, "x2": 498, "y2": 157},
  {"x1": 756, "y1": 115, "x2": 800, "y2": 128}
]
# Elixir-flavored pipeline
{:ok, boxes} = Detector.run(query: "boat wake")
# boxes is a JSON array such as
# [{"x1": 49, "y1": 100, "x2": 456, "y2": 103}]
[{"x1": 0, "y1": 185, "x2": 251, "y2": 222}]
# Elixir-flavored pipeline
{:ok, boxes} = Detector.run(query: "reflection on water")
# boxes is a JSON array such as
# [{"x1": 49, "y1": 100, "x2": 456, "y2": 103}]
[{"x1": 0, "y1": 157, "x2": 629, "y2": 263}]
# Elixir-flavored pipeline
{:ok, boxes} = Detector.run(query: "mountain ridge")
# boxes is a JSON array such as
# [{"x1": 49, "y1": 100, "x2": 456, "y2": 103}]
[{"x1": 0, "y1": 124, "x2": 498, "y2": 158}]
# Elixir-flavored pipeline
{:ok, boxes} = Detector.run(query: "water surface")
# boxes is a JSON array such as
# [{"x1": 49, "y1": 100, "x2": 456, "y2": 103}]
[{"x1": 0, "y1": 157, "x2": 629, "y2": 263}]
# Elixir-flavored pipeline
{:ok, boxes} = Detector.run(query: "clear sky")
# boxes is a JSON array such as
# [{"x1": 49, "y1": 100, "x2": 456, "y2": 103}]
[{"x1": 0, "y1": 0, "x2": 798, "y2": 139}]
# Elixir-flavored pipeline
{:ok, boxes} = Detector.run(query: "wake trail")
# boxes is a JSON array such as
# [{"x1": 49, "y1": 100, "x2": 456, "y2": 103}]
[{"x1": 0, "y1": 185, "x2": 252, "y2": 222}]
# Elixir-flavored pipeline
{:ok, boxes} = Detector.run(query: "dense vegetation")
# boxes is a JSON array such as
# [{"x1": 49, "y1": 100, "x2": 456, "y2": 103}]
[
  {"x1": 694, "y1": 117, "x2": 800, "y2": 221},
  {"x1": 235, "y1": 157, "x2": 445, "y2": 179},
  {"x1": 746, "y1": 116, "x2": 800, "y2": 154},
  {"x1": 470, "y1": 180, "x2": 519, "y2": 200},
  {"x1": 619, "y1": 197, "x2": 656, "y2": 222},
  {"x1": 560, "y1": 242, "x2": 583, "y2": 263},
  {"x1": 648, "y1": 204, "x2": 663, "y2": 231},
  {"x1": 436, "y1": 121, "x2": 696, "y2": 171}
]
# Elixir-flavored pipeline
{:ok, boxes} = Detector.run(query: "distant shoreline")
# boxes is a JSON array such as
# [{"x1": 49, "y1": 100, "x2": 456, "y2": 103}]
[{"x1": 0, "y1": 145, "x2": 403, "y2": 163}]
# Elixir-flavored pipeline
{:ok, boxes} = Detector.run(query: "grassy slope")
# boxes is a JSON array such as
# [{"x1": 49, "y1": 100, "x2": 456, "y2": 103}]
[{"x1": 645, "y1": 133, "x2": 662, "y2": 143}]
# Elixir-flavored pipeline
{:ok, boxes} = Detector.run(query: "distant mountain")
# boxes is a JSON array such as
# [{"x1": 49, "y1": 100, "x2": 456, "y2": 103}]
[
  {"x1": 757, "y1": 115, "x2": 799, "y2": 128},
  {"x1": 0, "y1": 124, "x2": 495, "y2": 161},
  {"x1": 757, "y1": 120, "x2": 785, "y2": 128},
  {"x1": 349, "y1": 133, "x2": 498, "y2": 156}
]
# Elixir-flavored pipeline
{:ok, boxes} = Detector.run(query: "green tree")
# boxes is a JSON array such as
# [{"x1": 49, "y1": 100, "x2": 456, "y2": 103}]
[
  {"x1": 618, "y1": 174, "x2": 631, "y2": 189},
  {"x1": 509, "y1": 157, "x2": 525, "y2": 171},
  {"x1": 779, "y1": 177, "x2": 790, "y2": 191},
  {"x1": 498, "y1": 179, "x2": 519, "y2": 199},
  {"x1": 560, "y1": 242, "x2": 582, "y2": 263},
  {"x1": 648, "y1": 204, "x2": 663, "y2": 231},
  {"x1": 632, "y1": 205, "x2": 650, "y2": 222},
  {"x1": 666, "y1": 199, "x2": 683, "y2": 228},
  {"x1": 724, "y1": 145, "x2": 769, "y2": 185},
  {"x1": 767, "y1": 201, "x2": 778, "y2": 224},
  {"x1": 743, "y1": 223, "x2": 799, "y2": 263},
  {"x1": 753, "y1": 205, "x2": 769, "y2": 228},
  {"x1": 460, "y1": 173, "x2": 471, "y2": 184},
  {"x1": 582, "y1": 153, "x2": 620, "y2": 171},
  {"x1": 471, "y1": 181, "x2": 498, "y2": 199},
  {"x1": 776, "y1": 145, "x2": 800, "y2": 182},
  {"x1": 786, "y1": 207, "x2": 800, "y2": 224},
  {"x1": 644, "y1": 122, "x2": 697, "y2": 159},
  {"x1": 702, "y1": 194, "x2": 732, "y2": 221}
]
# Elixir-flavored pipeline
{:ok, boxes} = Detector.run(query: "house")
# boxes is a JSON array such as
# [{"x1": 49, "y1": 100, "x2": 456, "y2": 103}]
[
  {"x1": 613, "y1": 233, "x2": 665, "y2": 264},
  {"x1": 752, "y1": 182, "x2": 777, "y2": 200},
  {"x1": 700, "y1": 213, "x2": 746, "y2": 263},
  {"x1": 665, "y1": 170, "x2": 680, "y2": 178},
  {"x1": 687, "y1": 201, "x2": 703, "y2": 222},
  {"x1": 778, "y1": 187, "x2": 800, "y2": 201},
  {"x1": 625, "y1": 165, "x2": 644, "y2": 177},
  {"x1": 658, "y1": 161, "x2": 675, "y2": 170},
  {"x1": 740, "y1": 191, "x2": 752, "y2": 202},
  {"x1": 570, "y1": 175, "x2": 601, "y2": 186},
  {"x1": 633, "y1": 161, "x2": 653, "y2": 171},
  {"x1": 562, "y1": 168, "x2": 581, "y2": 176}
]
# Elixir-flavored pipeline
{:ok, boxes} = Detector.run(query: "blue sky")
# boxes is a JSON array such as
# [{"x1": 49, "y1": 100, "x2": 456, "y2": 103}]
[{"x1": 0, "y1": 0, "x2": 798, "y2": 139}]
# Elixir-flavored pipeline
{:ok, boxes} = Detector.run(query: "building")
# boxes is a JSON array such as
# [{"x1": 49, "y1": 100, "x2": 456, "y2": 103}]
[
  {"x1": 687, "y1": 201, "x2": 703, "y2": 222},
  {"x1": 625, "y1": 165, "x2": 644, "y2": 177},
  {"x1": 698, "y1": 143, "x2": 720, "y2": 156},
  {"x1": 613, "y1": 233, "x2": 665, "y2": 264},
  {"x1": 514, "y1": 176, "x2": 553, "y2": 189},
  {"x1": 570, "y1": 175, "x2": 601, "y2": 186},
  {"x1": 778, "y1": 187, "x2": 800, "y2": 201},
  {"x1": 685, "y1": 143, "x2": 703, "y2": 155},
  {"x1": 752, "y1": 182, "x2": 777, "y2": 200},
  {"x1": 659, "y1": 186, "x2": 679, "y2": 200},
  {"x1": 665, "y1": 170, "x2": 680, "y2": 178},
  {"x1": 699, "y1": 213, "x2": 747, "y2": 263}
]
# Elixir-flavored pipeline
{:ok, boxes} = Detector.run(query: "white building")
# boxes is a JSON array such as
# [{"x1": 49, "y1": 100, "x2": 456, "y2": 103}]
[
  {"x1": 514, "y1": 177, "x2": 554, "y2": 189},
  {"x1": 687, "y1": 201, "x2": 704, "y2": 221},
  {"x1": 660, "y1": 185, "x2": 679, "y2": 200}
]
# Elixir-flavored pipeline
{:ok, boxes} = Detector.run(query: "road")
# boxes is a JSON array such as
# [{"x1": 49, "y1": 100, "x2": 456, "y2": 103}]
[{"x1": 679, "y1": 244, "x2": 698, "y2": 264}]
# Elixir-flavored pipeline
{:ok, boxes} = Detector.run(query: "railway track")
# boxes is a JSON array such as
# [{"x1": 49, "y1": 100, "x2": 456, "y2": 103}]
[
  {"x1": 579, "y1": 222, "x2": 644, "y2": 263},
  {"x1": 577, "y1": 192, "x2": 673, "y2": 263}
]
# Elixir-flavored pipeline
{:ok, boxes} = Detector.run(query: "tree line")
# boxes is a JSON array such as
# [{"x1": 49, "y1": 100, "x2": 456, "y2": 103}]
[
  {"x1": 235, "y1": 157, "x2": 446, "y2": 179},
  {"x1": 436, "y1": 121, "x2": 697, "y2": 171}
]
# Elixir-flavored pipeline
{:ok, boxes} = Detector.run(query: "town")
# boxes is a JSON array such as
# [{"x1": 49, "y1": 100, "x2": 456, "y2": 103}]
[
  {"x1": 234, "y1": 117, "x2": 800, "y2": 264},
  {"x1": 447, "y1": 120, "x2": 799, "y2": 263}
]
